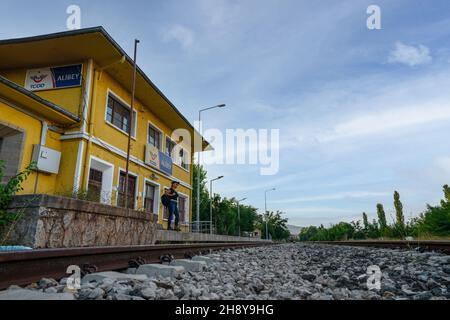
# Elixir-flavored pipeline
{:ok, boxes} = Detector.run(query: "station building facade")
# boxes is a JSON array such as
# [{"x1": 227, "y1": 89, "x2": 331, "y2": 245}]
[{"x1": 0, "y1": 27, "x2": 208, "y2": 230}]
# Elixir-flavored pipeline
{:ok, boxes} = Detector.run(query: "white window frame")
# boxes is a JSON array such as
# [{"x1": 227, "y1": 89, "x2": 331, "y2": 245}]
[
  {"x1": 178, "y1": 192, "x2": 190, "y2": 225},
  {"x1": 173, "y1": 144, "x2": 190, "y2": 172},
  {"x1": 165, "y1": 135, "x2": 176, "y2": 158},
  {"x1": 86, "y1": 156, "x2": 115, "y2": 205},
  {"x1": 116, "y1": 167, "x2": 139, "y2": 210},
  {"x1": 147, "y1": 120, "x2": 164, "y2": 151},
  {"x1": 104, "y1": 89, "x2": 137, "y2": 139},
  {"x1": 143, "y1": 178, "x2": 160, "y2": 215}
]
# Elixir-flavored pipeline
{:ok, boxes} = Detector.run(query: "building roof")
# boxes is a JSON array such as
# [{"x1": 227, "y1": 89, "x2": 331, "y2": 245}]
[
  {"x1": 0, "y1": 26, "x2": 211, "y2": 151},
  {"x1": 0, "y1": 75, "x2": 80, "y2": 125}
]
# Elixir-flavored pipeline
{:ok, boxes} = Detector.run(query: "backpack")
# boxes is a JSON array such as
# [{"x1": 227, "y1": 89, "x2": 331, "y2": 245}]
[{"x1": 161, "y1": 194, "x2": 171, "y2": 207}]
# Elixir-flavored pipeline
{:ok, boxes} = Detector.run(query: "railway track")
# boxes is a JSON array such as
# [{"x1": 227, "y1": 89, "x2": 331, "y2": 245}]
[
  {"x1": 315, "y1": 240, "x2": 450, "y2": 254},
  {"x1": 0, "y1": 242, "x2": 269, "y2": 290}
]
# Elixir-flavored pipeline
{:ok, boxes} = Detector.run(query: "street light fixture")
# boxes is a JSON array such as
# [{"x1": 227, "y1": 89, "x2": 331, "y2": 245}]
[
  {"x1": 196, "y1": 104, "x2": 226, "y2": 231},
  {"x1": 236, "y1": 197, "x2": 247, "y2": 237},
  {"x1": 264, "y1": 188, "x2": 276, "y2": 240},
  {"x1": 209, "y1": 175, "x2": 224, "y2": 234}
]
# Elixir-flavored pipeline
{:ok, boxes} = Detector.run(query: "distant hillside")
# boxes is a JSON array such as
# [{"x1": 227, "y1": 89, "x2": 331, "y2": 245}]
[{"x1": 287, "y1": 224, "x2": 303, "y2": 236}]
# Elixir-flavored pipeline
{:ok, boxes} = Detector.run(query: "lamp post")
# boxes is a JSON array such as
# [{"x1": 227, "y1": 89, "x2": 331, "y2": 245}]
[
  {"x1": 264, "y1": 188, "x2": 276, "y2": 240},
  {"x1": 196, "y1": 104, "x2": 226, "y2": 231},
  {"x1": 236, "y1": 197, "x2": 247, "y2": 237},
  {"x1": 209, "y1": 176, "x2": 224, "y2": 234}
]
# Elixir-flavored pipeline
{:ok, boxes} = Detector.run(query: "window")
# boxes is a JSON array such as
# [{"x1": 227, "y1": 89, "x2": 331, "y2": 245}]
[
  {"x1": 117, "y1": 172, "x2": 137, "y2": 209},
  {"x1": 87, "y1": 168, "x2": 103, "y2": 202},
  {"x1": 0, "y1": 124, "x2": 24, "y2": 184},
  {"x1": 144, "y1": 182, "x2": 156, "y2": 213},
  {"x1": 106, "y1": 94, "x2": 136, "y2": 136},
  {"x1": 166, "y1": 137, "x2": 176, "y2": 158},
  {"x1": 148, "y1": 124, "x2": 162, "y2": 150},
  {"x1": 179, "y1": 196, "x2": 187, "y2": 224},
  {"x1": 179, "y1": 147, "x2": 189, "y2": 171},
  {"x1": 87, "y1": 157, "x2": 114, "y2": 205}
]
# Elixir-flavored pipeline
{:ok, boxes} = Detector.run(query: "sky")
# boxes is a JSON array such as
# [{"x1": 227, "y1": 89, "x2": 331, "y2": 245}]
[{"x1": 2, "y1": 0, "x2": 450, "y2": 227}]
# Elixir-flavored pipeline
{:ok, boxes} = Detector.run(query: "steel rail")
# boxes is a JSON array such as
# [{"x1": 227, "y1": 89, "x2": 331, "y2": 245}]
[
  {"x1": 314, "y1": 240, "x2": 450, "y2": 254},
  {"x1": 0, "y1": 242, "x2": 269, "y2": 290}
]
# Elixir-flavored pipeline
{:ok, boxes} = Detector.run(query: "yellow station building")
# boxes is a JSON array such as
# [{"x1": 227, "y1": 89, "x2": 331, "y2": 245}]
[{"x1": 0, "y1": 27, "x2": 208, "y2": 230}]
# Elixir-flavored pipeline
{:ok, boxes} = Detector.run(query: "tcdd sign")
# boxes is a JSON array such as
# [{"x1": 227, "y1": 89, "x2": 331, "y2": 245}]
[{"x1": 25, "y1": 64, "x2": 82, "y2": 91}]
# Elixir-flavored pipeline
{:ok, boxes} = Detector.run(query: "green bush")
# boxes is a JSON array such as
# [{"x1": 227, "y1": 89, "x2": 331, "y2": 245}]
[
  {"x1": 0, "y1": 160, "x2": 35, "y2": 226},
  {"x1": 418, "y1": 205, "x2": 450, "y2": 236},
  {"x1": 298, "y1": 186, "x2": 450, "y2": 241}
]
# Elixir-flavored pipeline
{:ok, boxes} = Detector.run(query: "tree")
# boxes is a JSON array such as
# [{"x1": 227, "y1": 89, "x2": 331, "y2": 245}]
[
  {"x1": 394, "y1": 191, "x2": 405, "y2": 228},
  {"x1": 192, "y1": 164, "x2": 211, "y2": 224},
  {"x1": 258, "y1": 210, "x2": 290, "y2": 241},
  {"x1": 376, "y1": 203, "x2": 388, "y2": 237},
  {"x1": 362, "y1": 212, "x2": 369, "y2": 230},
  {"x1": 392, "y1": 191, "x2": 406, "y2": 238},
  {"x1": 193, "y1": 164, "x2": 260, "y2": 236},
  {"x1": 298, "y1": 226, "x2": 319, "y2": 241},
  {"x1": 236, "y1": 203, "x2": 258, "y2": 235},
  {"x1": 442, "y1": 184, "x2": 450, "y2": 205},
  {"x1": 418, "y1": 185, "x2": 450, "y2": 237}
]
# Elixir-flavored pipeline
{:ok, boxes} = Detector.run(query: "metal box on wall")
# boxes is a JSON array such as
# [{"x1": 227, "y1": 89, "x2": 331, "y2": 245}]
[{"x1": 31, "y1": 145, "x2": 61, "y2": 174}]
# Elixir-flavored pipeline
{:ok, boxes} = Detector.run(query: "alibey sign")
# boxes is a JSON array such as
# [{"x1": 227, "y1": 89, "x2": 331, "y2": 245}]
[{"x1": 25, "y1": 64, "x2": 82, "y2": 91}]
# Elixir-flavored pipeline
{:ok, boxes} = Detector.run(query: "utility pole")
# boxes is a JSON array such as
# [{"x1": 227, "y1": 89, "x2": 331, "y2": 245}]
[
  {"x1": 196, "y1": 104, "x2": 226, "y2": 230},
  {"x1": 236, "y1": 198, "x2": 247, "y2": 237},
  {"x1": 209, "y1": 175, "x2": 224, "y2": 234},
  {"x1": 124, "y1": 39, "x2": 139, "y2": 209}
]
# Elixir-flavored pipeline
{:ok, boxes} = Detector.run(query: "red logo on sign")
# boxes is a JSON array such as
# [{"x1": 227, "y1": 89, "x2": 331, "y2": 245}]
[{"x1": 31, "y1": 74, "x2": 48, "y2": 83}]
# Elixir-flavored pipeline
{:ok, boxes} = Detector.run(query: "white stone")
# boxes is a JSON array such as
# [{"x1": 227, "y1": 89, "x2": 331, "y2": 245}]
[
  {"x1": 192, "y1": 256, "x2": 219, "y2": 266},
  {"x1": 170, "y1": 259, "x2": 206, "y2": 272},
  {"x1": 82, "y1": 271, "x2": 147, "y2": 284},
  {"x1": 136, "y1": 264, "x2": 184, "y2": 278},
  {"x1": 0, "y1": 288, "x2": 74, "y2": 300}
]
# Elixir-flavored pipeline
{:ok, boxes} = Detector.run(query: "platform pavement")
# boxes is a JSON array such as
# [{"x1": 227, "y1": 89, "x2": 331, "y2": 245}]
[{"x1": 156, "y1": 230, "x2": 271, "y2": 243}]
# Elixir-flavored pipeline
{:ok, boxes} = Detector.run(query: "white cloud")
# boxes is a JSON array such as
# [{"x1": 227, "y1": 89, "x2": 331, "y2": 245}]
[
  {"x1": 161, "y1": 25, "x2": 194, "y2": 49},
  {"x1": 288, "y1": 213, "x2": 364, "y2": 227},
  {"x1": 435, "y1": 157, "x2": 450, "y2": 175},
  {"x1": 388, "y1": 42, "x2": 432, "y2": 66},
  {"x1": 317, "y1": 103, "x2": 450, "y2": 142},
  {"x1": 271, "y1": 191, "x2": 389, "y2": 204},
  {"x1": 198, "y1": 0, "x2": 241, "y2": 26}
]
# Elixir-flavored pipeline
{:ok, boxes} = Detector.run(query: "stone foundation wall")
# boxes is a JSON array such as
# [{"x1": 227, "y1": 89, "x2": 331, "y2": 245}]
[{"x1": 1, "y1": 195, "x2": 159, "y2": 248}]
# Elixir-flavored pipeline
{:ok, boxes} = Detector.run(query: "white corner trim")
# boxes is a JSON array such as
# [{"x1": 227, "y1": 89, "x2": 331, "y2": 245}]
[
  {"x1": 73, "y1": 59, "x2": 93, "y2": 193},
  {"x1": 73, "y1": 140, "x2": 85, "y2": 193},
  {"x1": 81, "y1": 59, "x2": 94, "y2": 134}
]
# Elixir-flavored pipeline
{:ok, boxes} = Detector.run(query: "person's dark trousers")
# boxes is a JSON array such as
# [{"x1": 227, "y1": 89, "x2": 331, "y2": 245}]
[{"x1": 168, "y1": 201, "x2": 180, "y2": 230}]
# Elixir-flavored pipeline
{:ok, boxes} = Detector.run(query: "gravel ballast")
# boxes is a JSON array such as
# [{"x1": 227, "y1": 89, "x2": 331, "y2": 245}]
[{"x1": 1, "y1": 243, "x2": 449, "y2": 300}]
